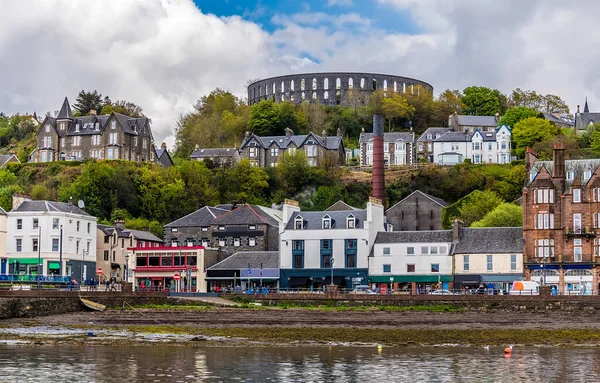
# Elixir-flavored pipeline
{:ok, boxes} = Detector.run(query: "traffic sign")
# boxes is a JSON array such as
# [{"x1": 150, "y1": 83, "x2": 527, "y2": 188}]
[
  {"x1": 174, "y1": 273, "x2": 181, "y2": 281},
  {"x1": 96, "y1": 267, "x2": 102, "y2": 275}
]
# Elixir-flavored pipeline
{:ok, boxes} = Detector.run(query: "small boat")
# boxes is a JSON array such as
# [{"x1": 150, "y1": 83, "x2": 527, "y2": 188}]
[{"x1": 80, "y1": 298, "x2": 106, "y2": 312}]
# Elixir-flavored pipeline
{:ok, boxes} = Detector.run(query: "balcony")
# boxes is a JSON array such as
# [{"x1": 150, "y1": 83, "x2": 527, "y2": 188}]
[{"x1": 564, "y1": 226, "x2": 596, "y2": 240}]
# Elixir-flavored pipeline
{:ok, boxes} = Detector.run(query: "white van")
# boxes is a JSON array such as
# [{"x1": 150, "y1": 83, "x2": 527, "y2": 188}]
[{"x1": 509, "y1": 281, "x2": 540, "y2": 295}]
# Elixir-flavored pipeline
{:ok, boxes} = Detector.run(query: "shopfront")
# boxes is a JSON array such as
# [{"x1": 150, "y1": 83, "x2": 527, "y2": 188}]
[
  {"x1": 369, "y1": 275, "x2": 453, "y2": 293},
  {"x1": 280, "y1": 268, "x2": 368, "y2": 290}
]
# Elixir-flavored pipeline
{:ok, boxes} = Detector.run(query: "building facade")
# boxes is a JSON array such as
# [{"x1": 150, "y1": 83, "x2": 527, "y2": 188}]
[
  {"x1": 386, "y1": 190, "x2": 448, "y2": 231},
  {"x1": 432, "y1": 124, "x2": 512, "y2": 165},
  {"x1": 190, "y1": 147, "x2": 240, "y2": 167},
  {"x1": 370, "y1": 230, "x2": 454, "y2": 293},
  {"x1": 416, "y1": 127, "x2": 450, "y2": 162},
  {"x1": 358, "y1": 131, "x2": 414, "y2": 166},
  {"x1": 279, "y1": 198, "x2": 385, "y2": 290},
  {"x1": 34, "y1": 97, "x2": 156, "y2": 163},
  {"x1": 155, "y1": 142, "x2": 174, "y2": 167},
  {"x1": 239, "y1": 130, "x2": 345, "y2": 167},
  {"x1": 523, "y1": 145, "x2": 600, "y2": 294},
  {"x1": 205, "y1": 251, "x2": 279, "y2": 291},
  {"x1": 6, "y1": 195, "x2": 97, "y2": 283},
  {"x1": 453, "y1": 226, "x2": 524, "y2": 292},
  {"x1": 448, "y1": 113, "x2": 500, "y2": 133}
]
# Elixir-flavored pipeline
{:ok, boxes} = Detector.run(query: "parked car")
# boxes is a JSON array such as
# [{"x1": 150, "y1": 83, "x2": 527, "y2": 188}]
[
  {"x1": 352, "y1": 285, "x2": 377, "y2": 294},
  {"x1": 430, "y1": 289, "x2": 454, "y2": 295}
]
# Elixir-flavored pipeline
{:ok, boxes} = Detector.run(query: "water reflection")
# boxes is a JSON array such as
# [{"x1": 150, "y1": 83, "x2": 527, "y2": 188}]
[{"x1": 0, "y1": 345, "x2": 597, "y2": 382}]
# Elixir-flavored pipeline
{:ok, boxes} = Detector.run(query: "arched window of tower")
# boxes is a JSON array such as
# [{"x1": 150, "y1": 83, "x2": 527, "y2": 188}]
[
  {"x1": 383, "y1": 80, "x2": 388, "y2": 91},
  {"x1": 301, "y1": 79, "x2": 305, "y2": 91},
  {"x1": 336, "y1": 78, "x2": 341, "y2": 89},
  {"x1": 281, "y1": 81, "x2": 285, "y2": 93},
  {"x1": 291, "y1": 79, "x2": 295, "y2": 91},
  {"x1": 281, "y1": 94, "x2": 285, "y2": 102},
  {"x1": 312, "y1": 92, "x2": 317, "y2": 99},
  {"x1": 348, "y1": 78, "x2": 354, "y2": 89},
  {"x1": 324, "y1": 91, "x2": 329, "y2": 100},
  {"x1": 291, "y1": 94, "x2": 295, "y2": 102},
  {"x1": 312, "y1": 78, "x2": 317, "y2": 90},
  {"x1": 372, "y1": 79, "x2": 377, "y2": 90},
  {"x1": 302, "y1": 92, "x2": 306, "y2": 100},
  {"x1": 273, "y1": 83, "x2": 276, "y2": 95},
  {"x1": 360, "y1": 78, "x2": 365, "y2": 89},
  {"x1": 324, "y1": 78, "x2": 329, "y2": 89},
  {"x1": 394, "y1": 81, "x2": 397, "y2": 93}
]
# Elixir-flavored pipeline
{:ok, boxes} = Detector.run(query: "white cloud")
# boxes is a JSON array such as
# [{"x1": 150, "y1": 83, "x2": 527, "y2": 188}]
[{"x1": 328, "y1": 0, "x2": 354, "y2": 6}]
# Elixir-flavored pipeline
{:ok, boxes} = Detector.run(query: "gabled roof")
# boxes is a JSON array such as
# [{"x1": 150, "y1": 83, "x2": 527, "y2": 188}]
[
  {"x1": 213, "y1": 204, "x2": 280, "y2": 227},
  {"x1": 12, "y1": 200, "x2": 91, "y2": 216},
  {"x1": 241, "y1": 132, "x2": 342, "y2": 151},
  {"x1": 208, "y1": 251, "x2": 279, "y2": 270},
  {"x1": 57, "y1": 97, "x2": 73, "y2": 120},
  {"x1": 128, "y1": 229, "x2": 162, "y2": 242},
  {"x1": 191, "y1": 148, "x2": 239, "y2": 158},
  {"x1": 325, "y1": 200, "x2": 359, "y2": 211},
  {"x1": 0, "y1": 207, "x2": 7, "y2": 216},
  {"x1": 530, "y1": 158, "x2": 600, "y2": 187},
  {"x1": 375, "y1": 230, "x2": 453, "y2": 244},
  {"x1": 453, "y1": 227, "x2": 523, "y2": 254},
  {"x1": 388, "y1": 190, "x2": 448, "y2": 211},
  {"x1": 543, "y1": 113, "x2": 574, "y2": 127},
  {"x1": 66, "y1": 115, "x2": 110, "y2": 136},
  {"x1": 97, "y1": 224, "x2": 161, "y2": 242},
  {"x1": 359, "y1": 132, "x2": 414, "y2": 144},
  {"x1": 417, "y1": 127, "x2": 451, "y2": 142},
  {"x1": 285, "y1": 209, "x2": 367, "y2": 230},
  {"x1": 456, "y1": 115, "x2": 498, "y2": 127},
  {"x1": 0, "y1": 154, "x2": 19, "y2": 167},
  {"x1": 434, "y1": 131, "x2": 472, "y2": 142},
  {"x1": 164, "y1": 206, "x2": 228, "y2": 228},
  {"x1": 472, "y1": 130, "x2": 497, "y2": 142}
]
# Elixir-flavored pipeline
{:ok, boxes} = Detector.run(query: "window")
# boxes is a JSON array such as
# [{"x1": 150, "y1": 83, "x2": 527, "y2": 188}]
[
  {"x1": 421, "y1": 246, "x2": 429, "y2": 255},
  {"x1": 585, "y1": 168, "x2": 592, "y2": 180},
  {"x1": 431, "y1": 264, "x2": 440, "y2": 273},
  {"x1": 383, "y1": 247, "x2": 391, "y2": 255},
  {"x1": 294, "y1": 216, "x2": 304, "y2": 230},
  {"x1": 87, "y1": 222, "x2": 91, "y2": 234},
  {"x1": 43, "y1": 136, "x2": 52, "y2": 147},
  {"x1": 52, "y1": 238, "x2": 59, "y2": 252},
  {"x1": 322, "y1": 254, "x2": 333, "y2": 268},
  {"x1": 218, "y1": 226, "x2": 225, "y2": 231},
  {"x1": 109, "y1": 133, "x2": 118, "y2": 145},
  {"x1": 111, "y1": 121, "x2": 116, "y2": 129},
  {"x1": 248, "y1": 225, "x2": 256, "y2": 230},
  {"x1": 534, "y1": 213, "x2": 554, "y2": 229},
  {"x1": 486, "y1": 255, "x2": 493, "y2": 271},
  {"x1": 573, "y1": 189, "x2": 581, "y2": 203},
  {"x1": 76, "y1": 240, "x2": 80, "y2": 254},
  {"x1": 234, "y1": 238, "x2": 240, "y2": 247},
  {"x1": 534, "y1": 188, "x2": 554, "y2": 204},
  {"x1": 430, "y1": 246, "x2": 438, "y2": 255},
  {"x1": 573, "y1": 213, "x2": 582, "y2": 233},
  {"x1": 292, "y1": 240, "x2": 304, "y2": 250},
  {"x1": 103, "y1": 250, "x2": 109, "y2": 261},
  {"x1": 321, "y1": 240, "x2": 332, "y2": 250},
  {"x1": 407, "y1": 264, "x2": 415, "y2": 273},
  {"x1": 218, "y1": 239, "x2": 226, "y2": 247},
  {"x1": 567, "y1": 169, "x2": 575, "y2": 181},
  {"x1": 463, "y1": 255, "x2": 469, "y2": 271},
  {"x1": 306, "y1": 145, "x2": 316, "y2": 157},
  {"x1": 16, "y1": 239, "x2": 22, "y2": 252},
  {"x1": 45, "y1": 124, "x2": 50, "y2": 133},
  {"x1": 346, "y1": 253, "x2": 356, "y2": 268},
  {"x1": 473, "y1": 142, "x2": 481, "y2": 150},
  {"x1": 75, "y1": 123, "x2": 80, "y2": 132},
  {"x1": 249, "y1": 147, "x2": 257, "y2": 158},
  {"x1": 347, "y1": 215, "x2": 355, "y2": 228},
  {"x1": 249, "y1": 237, "x2": 256, "y2": 246},
  {"x1": 72, "y1": 136, "x2": 81, "y2": 146},
  {"x1": 76, "y1": 221, "x2": 80, "y2": 232},
  {"x1": 32, "y1": 218, "x2": 38, "y2": 229},
  {"x1": 60, "y1": 137, "x2": 65, "y2": 147},
  {"x1": 535, "y1": 239, "x2": 554, "y2": 258},
  {"x1": 92, "y1": 135, "x2": 101, "y2": 145},
  {"x1": 439, "y1": 246, "x2": 447, "y2": 254},
  {"x1": 593, "y1": 188, "x2": 600, "y2": 202},
  {"x1": 383, "y1": 264, "x2": 391, "y2": 273},
  {"x1": 407, "y1": 247, "x2": 414, "y2": 255},
  {"x1": 32, "y1": 238, "x2": 38, "y2": 252},
  {"x1": 322, "y1": 215, "x2": 331, "y2": 229},
  {"x1": 270, "y1": 148, "x2": 278, "y2": 157},
  {"x1": 293, "y1": 253, "x2": 303, "y2": 268},
  {"x1": 595, "y1": 239, "x2": 600, "y2": 257},
  {"x1": 510, "y1": 254, "x2": 517, "y2": 270},
  {"x1": 574, "y1": 239, "x2": 582, "y2": 262}
]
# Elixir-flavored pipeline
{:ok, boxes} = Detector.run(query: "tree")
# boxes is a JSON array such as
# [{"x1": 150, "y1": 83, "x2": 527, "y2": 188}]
[
  {"x1": 73, "y1": 90, "x2": 104, "y2": 115},
  {"x1": 300, "y1": 102, "x2": 327, "y2": 134},
  {"x1": 457, "y1": 190, "x2": 503, "y2": 226},
  {"x1": 102, "y1": 100, "x2": 146, "y2": 118},
  {"x1": 508, "y1": 88, "x2": 569, "y2": 114},
  {"x1": 381, "y1": 93, "x2": 414, "y2": 131},
  {"x1": 404, "y1": 85, "x2": 436, "y2": 133},
  {"x1": 471, "y1": 203, "x2": 523, "y2": 227},
  {"x1": 512, "y1": 117, "x2": 559, "y2": 157},
  {"x1": 499, "y1": 107, "x2": 538, "y2": 128},
  {"x1": 434, "y1": 89, "x2": 465, "y2": 126},
  {"x1": 276, "y1": 150, "x2": 314, "y2": 197},
  {"x1": 247, "y1": 100, "x2": 280, "y2": 136},
  {"x1": 462, "y1": 86, "x2": 506, "y2": 116}
]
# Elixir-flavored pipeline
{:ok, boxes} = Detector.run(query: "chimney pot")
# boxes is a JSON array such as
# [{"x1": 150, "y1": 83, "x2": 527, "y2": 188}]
[
  {"x1": 161, "y1": 142, "x2": 166, "y2": 150},
  {"x1": 68, "y1": 196, "x2": 73, "y2": 205},
  {"x1": 89, "y1": 109, "x2": 97, "y2": 116}
]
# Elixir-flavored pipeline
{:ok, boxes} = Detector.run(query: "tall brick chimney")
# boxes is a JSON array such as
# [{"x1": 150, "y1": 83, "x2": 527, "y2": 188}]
[
  {"x1": 371, "y1": 114, "x2": 385, "y2": 203},
  {"x1": 552, "y1": 142, "x2": 565, "y2": 179}
]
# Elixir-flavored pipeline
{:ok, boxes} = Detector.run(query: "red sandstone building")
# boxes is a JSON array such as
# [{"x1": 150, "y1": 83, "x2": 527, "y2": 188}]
[{"x1": 523, "y1": 144, "x2": 599, "y2": 294}]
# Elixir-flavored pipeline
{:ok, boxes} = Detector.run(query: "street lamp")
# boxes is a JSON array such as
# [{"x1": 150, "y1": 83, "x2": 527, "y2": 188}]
[
  {"x1": 330, "y1": 257, "x2": 335, "y2": 286},
  {"x1": 124, "y1": 252, "x2": 130, "y2": 283},
  {"x1": 80, "y1": 249, "x2": 89, "y2": 285}
]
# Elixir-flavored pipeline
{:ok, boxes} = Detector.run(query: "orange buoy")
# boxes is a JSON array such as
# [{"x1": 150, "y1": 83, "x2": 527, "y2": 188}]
[{"x1": 504, "y1": 347, "x2": 512, "y2": 354}]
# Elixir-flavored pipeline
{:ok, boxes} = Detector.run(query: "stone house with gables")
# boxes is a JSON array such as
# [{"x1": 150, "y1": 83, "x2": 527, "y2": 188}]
[
  {"x1": 34, "y1": 97, "x2": 156, "y2": 163},
  {"x1": 358, "y1": 131, "x2": 414, "y2": 166},
  {"x1": 239, "y1": 129, "x2": 345, "y2": 167}
]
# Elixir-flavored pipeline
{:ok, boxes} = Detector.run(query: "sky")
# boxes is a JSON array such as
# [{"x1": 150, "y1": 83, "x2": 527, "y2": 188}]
[{"x1": 0, "y1": 0, "x2": 599, "y2": 148}]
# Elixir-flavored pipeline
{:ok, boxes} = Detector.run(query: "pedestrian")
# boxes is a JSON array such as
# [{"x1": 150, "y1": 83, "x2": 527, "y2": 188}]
[
  {"x1": 111, "y1": 279, "x2": 116, "y2": 291},
  {"x1": 105, "y1": 280, "x2": 110, "y2": 291}
]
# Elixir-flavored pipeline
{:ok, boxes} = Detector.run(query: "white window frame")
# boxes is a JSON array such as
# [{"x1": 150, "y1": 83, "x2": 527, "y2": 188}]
[{"x1": 573, "y1": 189, "x2": 581, "y2": 203}]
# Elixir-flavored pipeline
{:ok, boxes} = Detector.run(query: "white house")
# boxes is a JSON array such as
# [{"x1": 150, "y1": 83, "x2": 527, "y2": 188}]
[
  {"x1": 359, "y1": 132, "x2": 414, "y2": 166},
  {"x1": 453, "y1": 227, "x2": 524, "y2": 292},
  {"x1": 279, "y1": 198, "x2": 386, "y2": 289},
  {"x1": 6, "y1": 194, "x2": 97, "y2": 282},
  {"x1": 433, "y1": 124, "x2": 512, "y2": 165},
  {"x1": 370, "y1": 230, "x2": 454, "y2": 292}
]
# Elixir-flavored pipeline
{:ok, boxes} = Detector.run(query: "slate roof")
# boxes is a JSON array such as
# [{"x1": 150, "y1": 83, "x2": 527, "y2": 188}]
[
  {"x1": 388, "y1": 190, "x2": 448, "y2": 211},
  {"x1": 325, "y1": 200, "x2": 359, "y2": 211},
  {"x1": 57, "y1": 97, "x2": 73, "y2": 120},
  {"x1": 0, "y1": 207, "x2": 7, "y2": 216},
  {"x1": 164, "y1": 206, "x2": 228, "y2": 228},
  {"x1": 97, "y1": 224, "x2": 162, "y2": 242},
  {"x1": 13, "y1": 200, "x2": 91, "y2": 216},
  {"x1": 128, "y1": 229, "x2": 162, "y2": 242},
  {"x1": 214, "y1": 204, "x2": 234, "y2": 211},
  {"x1": 285, "y1": 210, "x2": 367, "y2": 230},
  {"x1": 190, "y1": 148, "x2": 239, "y2": 158},
  {"x1": 575, "y1": 112, "x2": 600, "y2": 130},
  {"x1": 434, "y1": 131, "x2": 472, "y2": 142},
  {"x1": 241, "y1": 132, "x2": 342, "y2": 150},
  {"x1": 473, "y1": 130, "x2": 497, "y2": 142},
  {"x1": 359, "y1": 132, "x2": 414, "y2": 144},
  {"x1": 208, "y1": 251, "x2": 279, "y2": 270},
  {"x1": 417, "y1": 127, "x2": 451, "y2": 142},
  {"x1": 543, "y1": 113, "x2": 574, "y2": 127},
  {"x1": 375, "y1": 230, "x2": 453, "y2": 244},
  {"x1": 213, "y1": 204, "x2": 280, "y2": 227},
  {"x1": 453, "y1": 227, "x2": 523, "y2": 254},
  {"x1": 66, "y1": 115, "x2": 110, "y2": 136},
  {"x1": 530, "y1": 158, "x2": 600, "y2": 188},
  {"x1": 0, "y1": 154, "x2": 19, "y2": 167},
  {"x1": 456, "y1": 115, "x2": 498, "y2": 127}
]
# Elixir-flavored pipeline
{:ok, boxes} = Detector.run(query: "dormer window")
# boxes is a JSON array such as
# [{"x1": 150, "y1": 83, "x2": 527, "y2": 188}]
[
  {"x1": 426, "y1": 134, "x2": 432, "y2": 140},
  {"x1": 347, "y1": 214, "x2": 356, "y2": 229},
  {"x1": 111, "y1": 121, "x2": 116, "y2": 129},
  {"x1": 322, "y1": 214, "x2": 332, "y2": 229},
  {"x1": 95, "y1": 123, "x2": 99, "y2": 131},
  {"x1": 530, "y1": 168, "x2": 538, "y2": 182},
  {"x1": 75, "y1": 123, "x2": 80, "y2": 132},
  {"x1": 567, "y1": 169, "x2": 575, "y2": 181},
  {"x1": 294, "y1": 216, "x2": 304, "y2": 230},
  {"x1": 584, "y1": 168, "x2": 592, "y2": 181}
]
